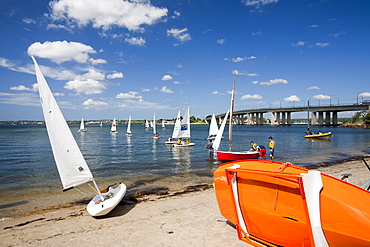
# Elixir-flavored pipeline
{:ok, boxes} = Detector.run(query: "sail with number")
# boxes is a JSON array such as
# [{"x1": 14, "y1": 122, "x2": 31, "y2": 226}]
[
  {"x1": 177, "y1": 107, "x2": 190, "y2": 139},
  {"x1": 32, "y1": 56, "x2": 93, "y2": 190}
]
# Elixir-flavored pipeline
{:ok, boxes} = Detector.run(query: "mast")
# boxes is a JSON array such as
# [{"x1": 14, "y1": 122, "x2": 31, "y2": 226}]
[
  {"x1": 307, "y1": 100, "x2": 310, "y2": 132},
  {"x1": 228, "y1": 70, "x2": 237, "y2": 151}
]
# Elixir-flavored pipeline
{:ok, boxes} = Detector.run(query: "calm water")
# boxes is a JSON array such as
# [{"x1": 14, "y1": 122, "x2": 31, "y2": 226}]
[{"x1": 1, "y1": 123, "x2": 369, "y2": 219}]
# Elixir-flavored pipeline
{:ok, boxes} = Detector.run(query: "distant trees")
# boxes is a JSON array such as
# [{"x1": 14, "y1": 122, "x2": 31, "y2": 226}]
[{"x1": 350, "y1": 110, "x2": 370, "y2": 124}]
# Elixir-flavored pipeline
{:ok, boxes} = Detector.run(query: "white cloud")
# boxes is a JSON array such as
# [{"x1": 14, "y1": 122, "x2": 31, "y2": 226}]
[
  {"x1": 259, "y1": 78, "x2": 288, "y2": 86},
  {"x1": 64, "y1": 78, "x2": 106, "y2": 94},
  {"x1": 329, "y1": 31, "x2": 346, "y2": 37},
  {"x1": 312, "y1": 94, "x2": 330, "y2": 100},
  {"x1": 316, "y1": 42, "x2": 330, "y2": 47},
  {"x1": 307, "y1": 86, "x2": 320, "y2": 90},
  {"x1": 291, "y1": 41, "x2": 305, "y2": 46},
  {"x1": 116, "y1": 91, "x2": 142, "y2": 99},
  {"x1": 241, "y1": 94, "x2": 262, "y2": 100},
  {"x1": 359, "y1": 92, "x2": 370, "y2": 97},
  {"x1": 107, "y1": 72, "x2": 124, "y2": 79},
  {"x1": 27, "y1": 41, "x2": 96, "y2": 64},
  {"x1": 46, "y1": 23, "x2": 72, "y2": 32},
  {"x1": 82, "y1": 99, "x2": 108, "y2": 109},
  {"x1": 284, "y1": 95, "x2": 300, "y2": 102},
  {"x1": 167, "y1": 28, "x2": 191, "y2": 43},
  {"x1": 10, "y1": 83, "x2": 38, "y2": 92},
  {"x1": 160, "y1": 86, "x2": 174, "y2": 93},
  {"x1": 309, "y1": 24, "x2": 319, "y2": 28},
  {"x1": 161, "y1": 75, "x2": 173, "y2": 80},
  {"x1": 82, "y1": 69, "x2": 105, "y2": 80},
  {"x1": 224, "y1": 56, "x2": 256, "y2": 62},
  {"x1": 48, "y1": 0, "x2": 168, "y2": 31},
  {"x1": 252, "y1": 81, "x2": 259, "y2": 84},
  {"x1": 125, "y1": 37, "x2": 146, "y2": 46},
  {"x1": 0, "y1": 57, "x2": 16, "y2": 68},
  {"x1": 252, "y1": 31, "x2": 262, "y2": 36},
  {"x1": 242, "y1": 0, "x2": 278, "y2": 8},
  {"x1": 88, "y1": 58, "x2": 107, "y2": 65},
  {"x1": 247, "y1": 73, "x2": 258, "y2": 76},
  {"x1": 176, "y1": 63, "x2": 183, "y2": 68},
  {"x1": 217, "y1": 39, "x2": 225, "y2": 45}
]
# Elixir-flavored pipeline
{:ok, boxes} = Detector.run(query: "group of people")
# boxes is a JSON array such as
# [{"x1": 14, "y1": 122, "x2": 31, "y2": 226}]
[
  {"x1": 249, "y1": 136, "x2": 275, "y2": 160},
  {"x1": 205, "y1": 136, "x2": 275, "y2": 160}
]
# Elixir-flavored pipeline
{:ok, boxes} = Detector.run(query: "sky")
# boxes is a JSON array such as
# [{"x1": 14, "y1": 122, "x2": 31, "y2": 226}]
[{"x1": 0, "y1": 0, "x2": 369, "y2": 121}]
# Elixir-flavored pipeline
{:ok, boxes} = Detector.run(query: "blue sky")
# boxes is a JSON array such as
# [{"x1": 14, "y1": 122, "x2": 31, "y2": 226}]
[{"x1": 0, "y1": 0, "x2": 369, "y2": 121}]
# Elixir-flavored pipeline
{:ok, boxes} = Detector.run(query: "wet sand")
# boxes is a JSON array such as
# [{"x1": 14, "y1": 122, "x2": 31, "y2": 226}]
[{"x1": 1, "y1": 156, "x2": 369, "y2": 247}]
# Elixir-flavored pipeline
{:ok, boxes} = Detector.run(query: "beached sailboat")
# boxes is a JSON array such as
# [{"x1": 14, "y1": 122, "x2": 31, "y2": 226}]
[
  {"x1": 110, "y1": 118, "x2": 117, "y2": 133},
  {"x1": 214, "y1": 159, "x2": 370, "y2": 246},
  {"x1": 31, "y1": 56, "x2": 126, "y2": 217},
  {"x1": 165, "y1": 110, "x2": 181, "y2": 144},
  {"x1": 126, "y1": 115, "x2": 132, "y2": 137},
  {"x1": 207, "y1": 114, "x2": 219, "y2": 140},
  {"x1": 173, "y1": 107, "x2": 195, "y2": 147},
  {"x1": 216, "y1": 71, "x2": 259, "y2": 161},
  {"x1": 77, "y1": 118, "x2": 87, "y2": 132},
  {"x1": 152, "y1": 113, "x2": 159, "y2": 139}
]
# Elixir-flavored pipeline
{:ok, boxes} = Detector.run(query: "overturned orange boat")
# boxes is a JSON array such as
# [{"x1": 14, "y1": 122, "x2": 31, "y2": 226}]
[{"x1": 214, "y1": 159, "x2": 370, "y2": 246}]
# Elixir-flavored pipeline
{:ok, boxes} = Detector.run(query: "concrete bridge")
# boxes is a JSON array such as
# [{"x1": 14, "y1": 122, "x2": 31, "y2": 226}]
[{"x1": 207, "y1": 104, "x2": 370, "y2": 126}]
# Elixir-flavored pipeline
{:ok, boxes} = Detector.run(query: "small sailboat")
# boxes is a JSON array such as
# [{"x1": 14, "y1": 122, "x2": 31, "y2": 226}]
[
  {"x1": 173, "y1": 107, "x2": 195, "y2": 147},
  {"x1": 207, "y1": 114, "x2": 218, "y2": 140},
  {"x1": 152, "y1": 113, "x2": 159, "y2": 139},
  {"x1": 165, "y1": 110, "x2": 181, "y2": 144},
  {"x1": 77, "y1": 118, "x2": 87, "y2": 132},
  {"x1": 110, "y1": 118, "x2": 117, "y2": 133},
  {"x1": 100, "y1": 121, "x2": 103, "y2": 127},
  {"x1": 304, "y1": 100, "x2": 332, "y2": 139},
  {"x1": 162, "y1": 120, "x2": 165, "y2": 129},
  {"x1": 216, "y1": 71, "x2": 259, "y2": 161},
  {"x1": 145, "y1": 119, "x2": 150, "y2": 129},
  {"x1": 126, "y1": 115, "x2": 132, "y2": 137},
  {"x1": 31, "y1": 56, "x2": 126, "y2": 217}
]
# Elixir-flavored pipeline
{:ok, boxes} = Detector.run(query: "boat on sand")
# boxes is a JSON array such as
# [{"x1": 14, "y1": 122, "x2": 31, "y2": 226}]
[{"x1": 214, "y1": 159, "x2": 370, "y2": 246}]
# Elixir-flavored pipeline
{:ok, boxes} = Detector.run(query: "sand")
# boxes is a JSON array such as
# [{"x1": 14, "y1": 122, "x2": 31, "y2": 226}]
[{"x1": 1, "y1": 156, "x2": 369, "y2": 247}]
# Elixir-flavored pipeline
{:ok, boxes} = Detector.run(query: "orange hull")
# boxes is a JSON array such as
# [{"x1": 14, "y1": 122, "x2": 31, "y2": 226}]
[{"x1": 214, "y1": 160, "x2": 370, "y2": 246}]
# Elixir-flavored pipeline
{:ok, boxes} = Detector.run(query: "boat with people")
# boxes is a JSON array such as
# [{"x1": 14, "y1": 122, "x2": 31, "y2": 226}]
[
  {"x1": 172, "y1": 107, "x2": 195, "y2": 147},
  {"x1": 304, "y1": 131, "x2": 332, "y2": 139},
  {"x1": 165, "y1": 110, "x2": 181, "y2": 144},
  {"x1": 214, "y1": 159, "x2": 370, "y2": 246},
  {"x1": 207, "y1": 114, "x2": 218, "y2": 140},
  {"x1": 215, "y1": 70, "x2": 259, "y2": 161},
  {"x1": 31, "y1": 56, "x2": 126, "y2": 217},
  {"x1": 152, "y1": 113, "x2": 160, "y2": 139}
]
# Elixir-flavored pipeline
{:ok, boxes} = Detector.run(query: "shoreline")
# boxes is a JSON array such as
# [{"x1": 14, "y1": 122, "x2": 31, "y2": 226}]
[{"x1": 1, "y1": 155, "x2": 370, "y2": 246}]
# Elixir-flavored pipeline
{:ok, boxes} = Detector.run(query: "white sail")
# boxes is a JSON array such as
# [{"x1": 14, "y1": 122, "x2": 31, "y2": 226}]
[
  {"x1": 126, "y1": 115, "x2": 132, "y2": 134},
  {"x1": 172, "y1": 110, "x2": 181, "y2": 139},
  {"x1": 162, "y1": 120, "x2": 165, "y2": 129},
  {"x1": 177, "y1": 107, "x2": 190, "y2": 139},
  {"x1": 111, "y1": 118, "x2": 117, "y2": 132},
  {"x1": 213, "y1": 110, "x2": 229, "y2": 151},
  {"x1": 145, "y1": 119, "x2": 149, "y2": 128},
  {"x1": 153, "y1": 113, "x2": 156, "y2": 134},
  {"x1": 208, "y1": 114, "x2": 218, "y2": 137},
  {"x1": 78, "y1": 118, "x2": 86, "y2": 132},
  {"x1": 32, "y1": 56, "x2": 93, "y2": 190}
]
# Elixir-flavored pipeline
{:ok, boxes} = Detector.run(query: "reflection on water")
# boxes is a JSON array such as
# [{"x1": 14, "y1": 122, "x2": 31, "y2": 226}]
[{"x1": 172, "y1": 146, "x2": 191, "y2": 173}]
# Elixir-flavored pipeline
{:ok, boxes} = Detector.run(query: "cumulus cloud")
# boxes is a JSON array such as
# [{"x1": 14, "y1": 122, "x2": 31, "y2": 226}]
[
  {"x1": 167, "y1": 28, "x2": 191, "y2": 43},
  {"x1": 88, "y1": 58, "x2": 107, "y2": 65},
  {"x1": 284, "y1": 95, "x2": 300, "y2": 102},
  {"x1": 316, "y1": 42, "x2": 329, "y2": 47},
  {"x1": 254, "y1": 78, "x2": 288, "y2": 86},
  {"x1": 48, "y1": 0, "x2": 168, "y2": 31},
  {"x1": 312, "y1": 94, "x2": 330, "y2": 100},
  {"x1": 0, "y1": 57, "x2": 16, "y2": 68},
  {"x1": 107, "y1": 72, "x2": 124, "y2": 79},
  {"x1": 116, "y1": 91, "x2": 142, "y2": 99},
  {"x1": 10, "y1": 83, "x2": 38, "y2": 92},
  {"x1": 125, "y1": 37, "x2": 146, "y2": 46},
  {"x1": 224, "y1": 56, "x2": 256, "y2": 62},
  {"x1": 241, "y1": 94, "x2": 262, "y2": 100},
  {"x1": 309, "y1": 24, "x2": 319, "y2": 28},
  {"x1": 242, "y1": 0, "x2": 278, "y2": 8},
  {"x1": 307, "y1": 86, "x2": 320, "y2": 90},
  {"x1": 64, "y1": 78, "x2": 106, "y2": 94},
  {"x1": 160, "y1": 86, "x2": 174, "y2": 93},
  {"x1": 82, "y1": 99, "x2": 108, "y2": 108},
  {"x1": 217, "y1": 39, "x2": 225, "y2": 44},
  {"x1": 82, "y1": 69, "x2": 105, "y2": 80},
  {"x1": 359, "y1": 92, "x2": 370, "y2": 97},
  {"x1": 161, "y1": 75, "x2": 173, "y2": 80},
  {"x1": 27, "y1": 41, "x2": 96, "y2": 64},
  {"x1": 291, "y1": 41, "x2": 305, "y2": 46}
]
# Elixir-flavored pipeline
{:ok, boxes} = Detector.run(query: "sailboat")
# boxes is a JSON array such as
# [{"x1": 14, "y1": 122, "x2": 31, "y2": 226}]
[
  {"x1": 215, "y1": 70, "x2": 259, "y2": 161},
  {"x1": 152, "y1": 113, "x2": 159, "y2": 139},
  {"x1": 304, "y1": 100, "x2": 332, "y2": 139},
  {"x1": 100, "y1": 121, "x2": 103, "y2": 127},
  {"x1": 207, "y1": 114, "x2": 219, "y2": 140},
  {"x1": 31, "y1": 56, "x2": 126, "y2": 217},
  {"x1": 173, "y1": 107, "x2": 195, "y2": 147},
  {"x1": 162, "y1": 119, "x2": 165, "y2": 129},
  {"x1": 126, "y1": 115, "x2": 132, "y2": 137},
  {"x1": 110, "y1": 118, "x2": 118, "y2": 133},
  {"x1": 145, "y1": 119, "x2": 150, "y2": 129},
  {"x1": 165, "y1": 110, "x2": 181, "y2": 144},
  {"x1": 77, "y1": 118, "x2": 87, "y2": 132}
]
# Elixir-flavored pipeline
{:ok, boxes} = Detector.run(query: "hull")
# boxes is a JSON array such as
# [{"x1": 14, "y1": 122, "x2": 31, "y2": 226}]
[
  {"x1": 214, "y1": 160, "x2": 370, "y2": 246},
  {"x1": 87, "y1": 183, "x2": 126, "y2": 217},
  {"x1": 304, "y1": 132, "x2": 332, "y2": 139},
  {"x1": 216, "y1": 151, "x2": 259, "y2": 162},
  {"x1": 173, "y1": 143, "x2": 195, "y2": 147}
]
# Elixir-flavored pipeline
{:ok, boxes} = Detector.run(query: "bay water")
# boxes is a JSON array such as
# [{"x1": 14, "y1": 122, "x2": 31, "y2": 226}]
[{"x1": 1, "y1": 123, "x2": 369, "y2": 219}]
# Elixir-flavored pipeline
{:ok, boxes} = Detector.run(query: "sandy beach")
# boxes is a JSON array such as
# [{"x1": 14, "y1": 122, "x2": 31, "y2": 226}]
[{"x1": 1, "y1": 156, "x2": 369, "y2": 247}]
